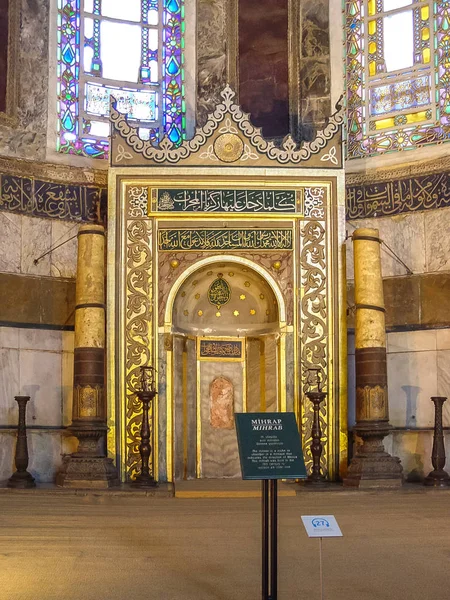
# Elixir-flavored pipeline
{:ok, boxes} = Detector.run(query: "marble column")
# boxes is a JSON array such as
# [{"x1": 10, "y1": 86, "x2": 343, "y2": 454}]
[
  {"x1": 57, "y1": 224, "x2": 118, "y2": 488},
  {"x1": 345, "y1": 228, "x2": 403, "y2": 487}
]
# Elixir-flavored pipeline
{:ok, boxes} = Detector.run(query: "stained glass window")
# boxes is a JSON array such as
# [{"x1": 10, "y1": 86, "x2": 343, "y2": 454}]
[
  {"x1": 346, "y1": 0, "x2": 450, "y2": 158},
  {"x1": 56, "y1": 0, "x2": 186, "y2": 159}
]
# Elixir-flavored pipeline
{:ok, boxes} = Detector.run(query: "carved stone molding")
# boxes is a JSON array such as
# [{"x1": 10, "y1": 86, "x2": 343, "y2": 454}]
[{"x1": 0, "y1": 155, "x2": 107, "y2": 186}]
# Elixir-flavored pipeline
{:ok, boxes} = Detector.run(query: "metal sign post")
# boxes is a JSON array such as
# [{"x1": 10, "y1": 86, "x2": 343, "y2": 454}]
[
  {"x1": 301, "y1": 516, "x2": 343, "y2": 600},
  {"x1": 235, "y1": 412, "x2": 307, "y2": 600},
  {"x1": 262, "y1": 479, "x2": 278, "y2": 600}
]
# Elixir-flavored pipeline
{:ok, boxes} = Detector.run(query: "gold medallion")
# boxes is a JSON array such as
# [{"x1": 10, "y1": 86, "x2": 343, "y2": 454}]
[{"x1": 213, "y1": 133, "x2": 244, "y2": 163}]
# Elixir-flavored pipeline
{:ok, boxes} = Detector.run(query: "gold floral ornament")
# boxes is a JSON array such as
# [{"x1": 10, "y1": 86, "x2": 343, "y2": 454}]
[
  {"x1": 213, "y1": 133, "x2": 244, "y2": 163},
  {"x1": 208, "y1": 274, "x2": 232, "y2": 310},
  {"x1": 198, "y1": 310, "x2": 203, "y2": 317}
]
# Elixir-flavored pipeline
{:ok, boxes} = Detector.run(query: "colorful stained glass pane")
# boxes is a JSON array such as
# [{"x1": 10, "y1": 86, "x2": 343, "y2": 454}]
[
  {"x1": 346, "y1": 0, "x2": 442, "y2": 159},
  {"x1": 370, "y1": 76, "x2": 431, "y2": 115},
  {"x1": 57, "y1": 0, "x2": 186, "y2": 159},
  {"x1": 85, "y1": 83, "x2": 157, "y2": 121}
]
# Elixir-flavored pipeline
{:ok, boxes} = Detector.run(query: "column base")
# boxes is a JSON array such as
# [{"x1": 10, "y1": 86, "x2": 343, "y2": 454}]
[
  {"x1": 56, "y1": 456, "x2": 119, "y2": 489},
  {"x1": 424, "y1": 469, "x2": 450, "y2": 487},
  {"x1": 7, "y1": 470, "x2": 36, "y2": 489},
  {"x1": 131, "y1": 474, "x2": 158, "y2": 489},
  {"x1": 344, "y1": 453, "x2": 403, "y2": 488}
]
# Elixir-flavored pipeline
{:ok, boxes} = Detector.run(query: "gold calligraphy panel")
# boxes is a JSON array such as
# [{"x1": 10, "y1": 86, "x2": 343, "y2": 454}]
[{"x1": 158, "y1": 229, "x2": 293, "y2": 251}]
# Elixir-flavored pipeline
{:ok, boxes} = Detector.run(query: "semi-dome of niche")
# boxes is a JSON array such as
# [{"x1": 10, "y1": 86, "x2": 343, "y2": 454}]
[{"x1": 172, "y1": 262, "x2": 279, "y2": 335}]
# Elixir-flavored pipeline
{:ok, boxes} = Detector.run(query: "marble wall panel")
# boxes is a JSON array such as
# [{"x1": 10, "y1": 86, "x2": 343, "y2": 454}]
[
  {"x1": 200, "y1": 361, "x2": 242, "y2": 478},
  {"x1": 389, "y1": 431, "x2": 435, "y2": 482},
  {"x1": 347, "y1": 212, "x2": 426, "y2": 279},
  {"x1": 0, "y1": 348, "x2": 20, "y2": 425},
  {"x1": 19, "y1": 349, "x2": 62, "y2": 426},
  {"x1": 27, "y1": 431, "x2": 63, "y2": 483},
  {"x1": 387, "y1": 330, "x2": 436, "y2": 354},
  {"x1": 197, "y1": 0, "x2": 227, "y2": 127},
  {"x1": 0, "y1": 212, "x2": 21, "y2": 273},
  {"x1": 424, "y1": 207, "x2": 450, "y2": 272},
  {"x1": 387, "y1": 350, "x2": 437, "y2": 428},
  {"x1": 0, "y1": 433, "x2": 15, "y2": 482},
  {"x1": 50, "y1": 220, "x2": 78, "y2": 278},
  {"x1": 0, "y1": 0, "x2": 49, "y2": 160},
  {"x1": 21, "y1": 216, "x2": 52, "y2": 276},
  {"x1": 437, "y1": 329, "x2": 450, "y2": 350},
  {"x1": 0, "y1": 326, "x2": 19, "y2": 349},
  {"x1": 300, "y1": 0, "x2": 330, "y2": 58},
  {"x1": 246, "y1": 338, "x2": 260, "y2": 412},
  {"x1": 437, "y1": 350, "x2": 450, "y2": 425},
  {"x1": 19, "y1": 327, "x2": 62, "y2": 352},
  {"x1": 62, "y1": 349, "x2": 74, "y2": 426}
]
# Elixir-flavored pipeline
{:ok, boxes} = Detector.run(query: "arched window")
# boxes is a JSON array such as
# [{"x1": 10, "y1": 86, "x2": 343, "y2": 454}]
[
  {"x1": 56, "y1": 0, "x2": 186, "y2": 159},
  {"x1": 346, "y1": 0, "x2": 450, "y2": 158}
]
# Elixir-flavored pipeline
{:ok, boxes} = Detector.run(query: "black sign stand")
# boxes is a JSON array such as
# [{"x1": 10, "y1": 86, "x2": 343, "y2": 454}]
[
  {"x1": 262, "y1": 479, "x2": 278, "y2": 600},
  {"x1": 235, "y1": 412, "x2": 307, "y2": 600}
]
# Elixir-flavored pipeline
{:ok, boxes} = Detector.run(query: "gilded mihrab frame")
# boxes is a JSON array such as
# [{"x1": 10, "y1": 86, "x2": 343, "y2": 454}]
[{"x1": 107, "y1": 86, "x2": 348, "y2": 483}]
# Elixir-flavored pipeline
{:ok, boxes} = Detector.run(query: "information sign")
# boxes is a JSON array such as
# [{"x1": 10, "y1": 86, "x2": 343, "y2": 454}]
[
  {"x1": 235, "y1": 412, "x2": 307, "y2": 480},
  {"x1": 301, "y1": 515, "x2": 343, "y2": 538}
]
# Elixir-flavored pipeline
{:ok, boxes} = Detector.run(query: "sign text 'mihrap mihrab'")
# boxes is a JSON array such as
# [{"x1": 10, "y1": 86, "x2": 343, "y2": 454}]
[{"x1": 235, "y1": 412, "x2": 307, "y2": 480}]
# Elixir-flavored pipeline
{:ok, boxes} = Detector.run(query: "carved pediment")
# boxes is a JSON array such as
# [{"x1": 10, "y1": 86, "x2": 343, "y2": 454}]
[{"x1": 110, "y1": 85, "x2": 344, "y2": 169}]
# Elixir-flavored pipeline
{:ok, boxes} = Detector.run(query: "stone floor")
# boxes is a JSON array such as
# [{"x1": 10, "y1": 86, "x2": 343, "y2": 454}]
[{"x1": 1, "y1": 487, "x2": 450, "y2": 600}]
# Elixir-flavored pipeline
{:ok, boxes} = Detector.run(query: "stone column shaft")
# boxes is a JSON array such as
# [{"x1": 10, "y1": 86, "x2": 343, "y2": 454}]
[
  {"x1": 345, "y1": 228, "x2": 402, "y2": 487},
  {"x1": 57, "y1": 224, "x2": 118, "y2": 488}
]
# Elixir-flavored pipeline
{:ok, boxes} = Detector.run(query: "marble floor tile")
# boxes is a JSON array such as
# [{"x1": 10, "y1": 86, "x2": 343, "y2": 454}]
[
  {"x1": 19, "y1": 349, "x2": 63, "y2": 426},
  {"x1": 0, "y1": 348, "x2": 20, "y2": 425},
  {"x1": 0, "y1": 212, "x2": 21, "y2": 273},
  {"x1": 387, "y1": 350, "x2": 438, "y2": 428}
]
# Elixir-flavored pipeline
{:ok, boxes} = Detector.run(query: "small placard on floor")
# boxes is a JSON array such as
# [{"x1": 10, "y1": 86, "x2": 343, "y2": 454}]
[{"x1": 301, "y1": 515, "x2": 343, "y2": 537}]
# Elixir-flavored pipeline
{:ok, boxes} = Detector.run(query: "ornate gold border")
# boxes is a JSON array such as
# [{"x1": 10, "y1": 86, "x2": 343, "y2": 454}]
[{"x1": 108, "y1": 168, "x2": 346, "y2": 482}]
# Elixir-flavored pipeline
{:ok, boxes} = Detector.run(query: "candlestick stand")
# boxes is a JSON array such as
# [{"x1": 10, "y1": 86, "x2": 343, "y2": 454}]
[
  {"x1": 424, "y1": 396, "x2": 450, "y2": 487},
  {"x1": 8, "y1": 396, "x2": 36, "y2": 489},
  {"x1": 305, "y1": 389, "x2": 327, "y2": 485},
  {"x1": 132, "y1": 366, "x2": 158, "y2": 488}
]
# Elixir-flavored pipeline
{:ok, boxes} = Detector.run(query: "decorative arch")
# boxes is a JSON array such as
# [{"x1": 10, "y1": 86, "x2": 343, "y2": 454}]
[{"x1": 163, "y1": 254, "x2": 287, "y2": 327}]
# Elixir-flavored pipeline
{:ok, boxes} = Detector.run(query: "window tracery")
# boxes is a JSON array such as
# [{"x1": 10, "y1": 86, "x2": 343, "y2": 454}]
[
  {"x1": 56, "y1": 0, "x2": 186, "y2": 159},
  {"x1": 346, "y1": 0, "x2": 450, "y2": 158}
]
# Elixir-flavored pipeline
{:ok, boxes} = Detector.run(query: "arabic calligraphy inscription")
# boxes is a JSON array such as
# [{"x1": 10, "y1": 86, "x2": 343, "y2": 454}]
[{"x1": 158, "y1": 229, "x2": 294, "y2": 251}]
